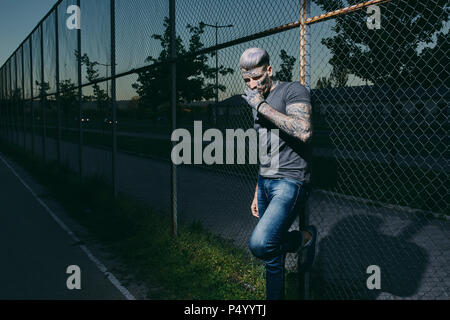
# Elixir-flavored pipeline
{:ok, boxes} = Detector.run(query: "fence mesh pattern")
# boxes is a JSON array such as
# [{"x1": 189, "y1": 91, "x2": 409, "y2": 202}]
[{"x1": 0, "y1": 0, "x2": 449, "y2": 299}]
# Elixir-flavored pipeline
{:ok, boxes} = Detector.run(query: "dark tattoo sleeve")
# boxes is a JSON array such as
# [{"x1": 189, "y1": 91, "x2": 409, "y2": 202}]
[{"x1": 258, "y1": 102, "x2": 313, "y2": 143}]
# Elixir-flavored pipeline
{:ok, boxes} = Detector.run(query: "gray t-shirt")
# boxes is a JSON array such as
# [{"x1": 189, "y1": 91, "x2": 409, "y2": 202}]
[{"x1": 253, "y1": 81, "x2": 312, "y2": 184}]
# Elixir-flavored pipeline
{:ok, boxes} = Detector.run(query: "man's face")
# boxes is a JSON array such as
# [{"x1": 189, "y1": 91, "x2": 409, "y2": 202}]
[{"x1": 241, "y1": 65, "x2": 273, "y2": 97}]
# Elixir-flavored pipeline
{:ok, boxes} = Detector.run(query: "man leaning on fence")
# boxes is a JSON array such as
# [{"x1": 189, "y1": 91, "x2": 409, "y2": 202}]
[{"x1": 240, "y1": 47, "x2": 318, "y2": 300}]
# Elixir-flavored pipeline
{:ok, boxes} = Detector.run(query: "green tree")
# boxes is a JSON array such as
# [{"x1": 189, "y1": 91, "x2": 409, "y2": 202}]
[
  {"x1": 401, "y1": 31, "x2": 449, "y2": 88},
  {"x1": 316, "y1": 76, "x2": 333, "y2": 89},
  {"x1": 59, "y1": 79, "x2": 77, "y2": 127},
  {"x1": 75, "y1": 51, "x2": 109, "y2": 114},
  {"x1": 35, "y1": 81, "x2": 50, "y2": 98},
  {"x1": 273, "y1": 49, "x2": 296, "y2": 82},
  {"x1": 316, "y1": 67, "x2": 349, "y2": 88},
  {"x1": 312, "y1": 0, "x2": 449, "y2": 87},
  {"x1": 132, "y1": 18, "x2": 234, "y2": 118}
]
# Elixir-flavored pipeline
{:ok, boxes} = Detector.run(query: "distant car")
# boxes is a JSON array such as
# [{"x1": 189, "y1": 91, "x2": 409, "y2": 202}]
[{"x1": 104, "y1": 118, "x2": 118, "y2": 125}]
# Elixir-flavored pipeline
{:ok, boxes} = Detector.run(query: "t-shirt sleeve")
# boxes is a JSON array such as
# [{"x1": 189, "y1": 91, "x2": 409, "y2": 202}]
[{"x1": 284, "y1": 81, "x2": 311, "y2": 105}]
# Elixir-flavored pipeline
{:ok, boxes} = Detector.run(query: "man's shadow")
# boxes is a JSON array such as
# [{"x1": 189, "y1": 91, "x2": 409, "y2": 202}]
[{"x1": 311, "y1": 214, "x2": 429, "y2": 299}]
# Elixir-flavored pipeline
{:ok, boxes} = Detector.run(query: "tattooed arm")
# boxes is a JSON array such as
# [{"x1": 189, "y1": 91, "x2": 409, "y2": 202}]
[
  {"x1": 258, "y1": 101, "x2": 313, "y2": 143},
  {"x1": 242, "y1": 84, "x2": 313, "y2": 143}
]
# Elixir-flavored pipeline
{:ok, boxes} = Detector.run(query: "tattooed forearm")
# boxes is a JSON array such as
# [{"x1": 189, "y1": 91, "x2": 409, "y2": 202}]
[{"x1": 258, "y1": 102, "x2": 313, "y2": 143}]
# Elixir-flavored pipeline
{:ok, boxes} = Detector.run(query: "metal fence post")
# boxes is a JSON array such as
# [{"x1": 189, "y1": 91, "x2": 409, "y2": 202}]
[
  {"x1": 77, "y1": 0, "x2": 83, "y2": 181},
  {"x1": 8, "y1": 59, "x2": 12, "y2": 144},
  {"x1": 0, "y1": 70, "x2": 3, "y2": 138},
  {"x1": 1, "y1": 68, "x2": 3, "y2": 138},
  {"x1": 3, "y1": 67, "x2": 6, "y2": 141},
  {"x1": 3, "y1": 67, "x2": 6, "y2": 140},
  {"x1": 9, "y1": 58, "x2": 13, "y2": 144},
  {"x1": 2, "y1": 69, "x2": 5, "y2": 139},
  {"x1": 298, "y1": 0, "x2": 311, "y2": 300},
  {"x1": 5, "y1": 66, "x2": 8, "y2": 142},
  {"x1": 0, "y1": 69, "x2": 2, "y2": 137},
  {"x1": 22, "y1": 46, "x2": 26, "y2": 150},
  {"x1": 14, "y1": 54, "x2": 19, "y2": 147},
  {"x1": 2, "y1": 68, "x2": 4, "y2": 139},
  {"x1": 2, "y1": 68, "x2": 6, "y2": 141},
  {"x1": 3, "y1": 68, "x2": 5, "y2": 140},
  {"x1": 30, "y1": 39, "x2": 35, "y2": 155},
  {"x1": 11, "y1": 57, "x2": 15, "y2": 145},
  {"x1": 2, "y1": 69, "x2": 4, "y2": 138},
  {"x1": 2, "y1": 69, "x2": 4, "y2": 139},
  {"x1": 40, "y1": 24, "x2": 46, "y2": 162},
  {"x1": 110, "y1": 0, "x2": 118, "y2": 198},
  {"x1": 55, "y1": 6, "x2": 61, "y2": 165},
  {"x1": 6, "y1": 61, "x2": 9, "y2": 143},
  {"x1": 170, "y1": 0, "x2": 178, "y2": 237},
  {"x1": 1, "y1": 69, "x2": 3, "y2": 138},
  {"x1": 16, "y1": 55, "x2": 20, "y2": 147}
]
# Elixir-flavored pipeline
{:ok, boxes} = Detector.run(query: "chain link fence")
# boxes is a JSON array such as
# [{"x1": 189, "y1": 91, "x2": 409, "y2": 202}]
[{"x1": 0, "y1": 0, "x2": 448, "y2": 299}]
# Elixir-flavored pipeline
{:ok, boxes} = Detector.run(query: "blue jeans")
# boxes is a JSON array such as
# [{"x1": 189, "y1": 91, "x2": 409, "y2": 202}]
[{"x1": 249, "y1": 175, "x2": 310, "y2": 300}]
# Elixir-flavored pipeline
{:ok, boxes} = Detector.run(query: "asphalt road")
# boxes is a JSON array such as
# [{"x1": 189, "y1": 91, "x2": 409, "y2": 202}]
[{"x1": 0, "y1": 153, "x2": 132, "y2": 300}]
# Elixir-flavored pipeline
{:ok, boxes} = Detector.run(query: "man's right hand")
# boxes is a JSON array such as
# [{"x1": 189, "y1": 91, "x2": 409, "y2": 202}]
[{"x1": 251, "y1": 195, "x2": 259, "y2": 218}]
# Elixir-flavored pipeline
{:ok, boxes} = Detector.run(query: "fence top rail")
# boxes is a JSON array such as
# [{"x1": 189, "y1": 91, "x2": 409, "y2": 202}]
[{"x1": 0, "y1": 0, "x2": 63, "y2": 71}]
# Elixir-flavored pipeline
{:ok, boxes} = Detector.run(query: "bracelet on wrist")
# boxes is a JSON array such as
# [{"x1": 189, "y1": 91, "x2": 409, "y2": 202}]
[{"x1": 256, "y1": 100, "x2": 266, "y2": 112}]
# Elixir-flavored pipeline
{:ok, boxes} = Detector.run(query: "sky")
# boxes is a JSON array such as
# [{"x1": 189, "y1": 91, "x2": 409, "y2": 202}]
[
  {"x1": 1, "y1": 0, "x2": 333, "y2": 100},
  {"x1": 0, "y1": 0, "x2": 57, "y2": 67}
]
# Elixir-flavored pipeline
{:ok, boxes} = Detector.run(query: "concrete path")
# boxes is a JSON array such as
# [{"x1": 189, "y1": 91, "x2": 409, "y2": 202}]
[{"x1": 0, "y1": 151, "x2": 134, "y2": 300}]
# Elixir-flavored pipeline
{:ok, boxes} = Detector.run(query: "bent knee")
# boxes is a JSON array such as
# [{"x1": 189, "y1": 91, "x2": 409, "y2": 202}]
[
  {"x1": 249, "y1": 234, "x2": 277, "y2": 259},
  {"x1": 249, "y1": 235, "x2": 266, "y2": 259}
]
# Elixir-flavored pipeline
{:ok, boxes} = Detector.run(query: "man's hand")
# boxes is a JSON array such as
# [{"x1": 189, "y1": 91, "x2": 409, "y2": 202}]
[
  {"x1": 242, "y1": 88, "x2": 265, "y2": 112},
  {"x1": 251, "y1": 185, "x2": 259, "y2": 218},
  {"x1": 251, "y1": 195, "x2": 259, "y2": 218}
]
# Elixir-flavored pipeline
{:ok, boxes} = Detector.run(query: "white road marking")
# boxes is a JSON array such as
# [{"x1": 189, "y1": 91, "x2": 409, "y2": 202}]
[{"x1": 0, "y1": 152, "x2": 136, "y2": 300}]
